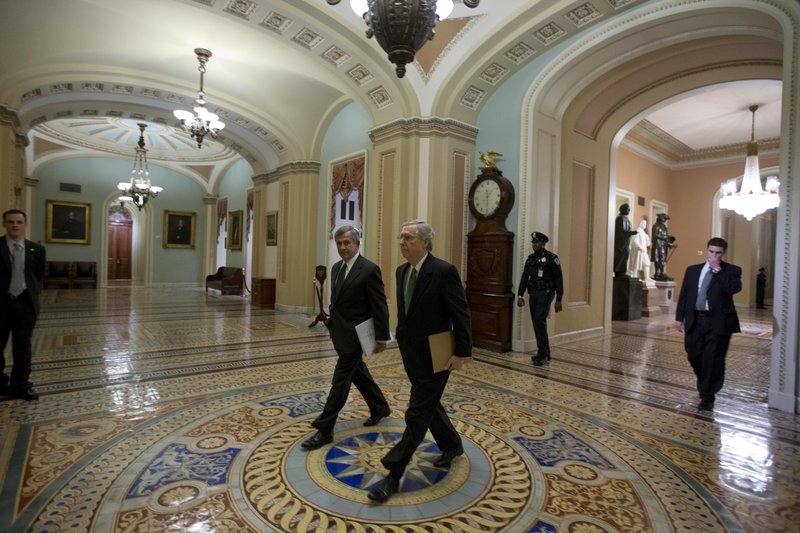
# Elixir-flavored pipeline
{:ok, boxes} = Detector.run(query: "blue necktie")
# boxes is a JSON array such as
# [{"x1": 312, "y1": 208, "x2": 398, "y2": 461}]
[{"x1": 696, "y1": 269, "x2": 713, "y2": 310}]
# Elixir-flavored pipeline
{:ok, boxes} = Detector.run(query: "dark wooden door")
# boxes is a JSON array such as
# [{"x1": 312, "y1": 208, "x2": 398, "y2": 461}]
[{"x1": 108, "y1": 220, "x2": 132, "y2": 280}]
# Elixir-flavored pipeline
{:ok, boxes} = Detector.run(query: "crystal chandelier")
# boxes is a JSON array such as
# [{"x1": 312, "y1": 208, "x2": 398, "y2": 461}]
[
  {"x1": 173, "y1": 48, "x2": 225, "y2": 148},
  {"x1": 718, "y1": 105, "x2": 779, "y2": 221},
  {"x1": 117, "y1": 123, "x2": 163, "y2": 210},
  {"x1": 327, "y1": 0, "x2": 480, "y2": 78}
]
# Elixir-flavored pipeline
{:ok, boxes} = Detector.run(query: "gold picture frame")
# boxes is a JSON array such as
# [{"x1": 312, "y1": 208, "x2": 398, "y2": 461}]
[
  {"x1": 46, "y1": 200, "x2": 91, "y2": 244},
  {"x1": 266, "y1": 211, "x2": 278, "y2": 246},
  {"x1": 228, "y1": 210, "x2": 243, "y2": 250},
  {"x1": 163, "y1": 210, "x2": 196, "y2": 249}
]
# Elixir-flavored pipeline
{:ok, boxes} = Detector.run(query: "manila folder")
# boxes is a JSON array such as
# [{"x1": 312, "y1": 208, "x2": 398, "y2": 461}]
[{"x1": 428, "y1": 330, "x2": 455, "y2": 373}]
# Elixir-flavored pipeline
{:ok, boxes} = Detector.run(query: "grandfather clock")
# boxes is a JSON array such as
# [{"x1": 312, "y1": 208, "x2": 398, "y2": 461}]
[{"x1": 466, "y1": 165, "x2": 515, "y2": 352}]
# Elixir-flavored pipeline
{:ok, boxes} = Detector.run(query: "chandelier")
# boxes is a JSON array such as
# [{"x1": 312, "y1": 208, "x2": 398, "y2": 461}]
[
  {"x1": 718, "y1": 104, "x2": 779, "y2": 221},
  {"x1": 173, "y1": 48, "x2": 225, "y2": 148},
  {"x1": 117, "y1": 123, "x2": 163, "y2": 210},
  {"x1": 327, "y1": 0, "x2": 480, "y2": 78}
]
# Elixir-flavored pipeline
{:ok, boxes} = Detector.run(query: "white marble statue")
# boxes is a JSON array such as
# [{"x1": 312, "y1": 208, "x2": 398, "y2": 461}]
[{"x1": 628, "y1": 219, "x2": 656, "y2": 287}]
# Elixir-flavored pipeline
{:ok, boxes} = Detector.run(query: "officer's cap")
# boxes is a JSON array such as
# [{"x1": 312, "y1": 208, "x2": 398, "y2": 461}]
[{"x1": 530, "y1": 232, "x2": 549, "y2": 243}]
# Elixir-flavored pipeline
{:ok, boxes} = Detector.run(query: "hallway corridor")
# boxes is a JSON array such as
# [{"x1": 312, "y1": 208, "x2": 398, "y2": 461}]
[{"x1": 0, "y1": 287, "x2": 796, "y2": 532}]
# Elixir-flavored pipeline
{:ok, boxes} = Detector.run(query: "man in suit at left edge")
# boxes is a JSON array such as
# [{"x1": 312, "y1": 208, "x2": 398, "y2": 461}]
[
  {"x1": 1, "y1": 209, "x2": 46, "y2": 401},
  {"x1": 301, "y1": 225, "x2": 392, "y2": 450}
]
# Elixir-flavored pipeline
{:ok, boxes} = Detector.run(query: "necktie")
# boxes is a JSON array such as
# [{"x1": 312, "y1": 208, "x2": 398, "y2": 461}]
[
  {"x1": 404, "y1": 267, "x2": 417, "y2": 314},
  {"x1": 10, "y1": 242, "x2": 25, "y2": 296},
  {"x1": 696, "y1": 269, "x2": 714, "y2": 310},
  {"x1": 334, "y1": 263, "x2": 347, "y2": 295}
]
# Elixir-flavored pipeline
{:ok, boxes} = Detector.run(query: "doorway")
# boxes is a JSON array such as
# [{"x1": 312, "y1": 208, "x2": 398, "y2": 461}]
[{"x1": 107, "y1": 206, "x2": 133, "y2": 280}]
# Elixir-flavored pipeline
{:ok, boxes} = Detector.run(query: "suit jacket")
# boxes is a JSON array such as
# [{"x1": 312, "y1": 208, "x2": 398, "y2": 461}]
[
  {"x1": 0, "y1": 237, "x2": 46, "y2": 314},
  {"x1": 395, "y1": 254, "x2": 472, "y2": 378},
  {"x1": 675, "y1": 260, "x2": 741, "y2": 335},
  {"x1": 327, "y1": 254, "x2": 390, "y2": 355}
]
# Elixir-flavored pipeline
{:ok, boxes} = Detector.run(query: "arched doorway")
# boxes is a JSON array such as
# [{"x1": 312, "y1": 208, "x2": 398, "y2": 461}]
[{"x1": 107, "y1": 205, "x2": 133, "y2": 281}]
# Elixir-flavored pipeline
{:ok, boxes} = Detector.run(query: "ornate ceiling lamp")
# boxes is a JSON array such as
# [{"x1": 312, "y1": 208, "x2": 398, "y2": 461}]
[
  {"x1": 327, "y1": 0, "x2": 480, "y2": 78},
  {"x1": 718, "y1": 105, "x2": 780, "y2": 221},
  {"x1": 173, "y1": 48, "x2": 225, "y2": 148},
  {"x1": 117, "y1": 123, "x2": 163, "y2": 210}
]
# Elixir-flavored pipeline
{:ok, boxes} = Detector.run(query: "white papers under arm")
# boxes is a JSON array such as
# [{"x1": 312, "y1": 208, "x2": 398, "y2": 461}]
[{"x1": 355, "y1": 318, "x2": 376, "y2": 355}]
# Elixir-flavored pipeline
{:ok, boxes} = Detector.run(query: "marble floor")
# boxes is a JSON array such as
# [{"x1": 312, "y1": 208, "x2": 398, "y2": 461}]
[{"x1": 0, "y1": 287, "x2": 797, "y2": 532}]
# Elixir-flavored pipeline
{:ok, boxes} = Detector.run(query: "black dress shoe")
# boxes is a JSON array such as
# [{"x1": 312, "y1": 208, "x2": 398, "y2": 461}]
[
  {"x1": 364, "y1": 411, "x2": 390, "y2": 426},
  {"x1": 10, "y1": 387, "x2": 39, "y2": 401},
  {"x1": 433, "y1": 447, "x2": 464, "y2": 468},
  {"x1": 367, "y1": 476, "x2": 399, "y2": 502},
  {"x1": 300, "y1": 431, "x2": 333, "y2": 450},
  {"x1": 532, "y1": 355, "x2": 549, "y2": 366},
  {"x1": 697, "y1": 399, "x2": 714, "y2": 411}
]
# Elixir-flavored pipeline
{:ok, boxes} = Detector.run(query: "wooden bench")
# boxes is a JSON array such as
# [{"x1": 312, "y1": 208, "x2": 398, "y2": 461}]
[
  {"x1": 205, "y1": 267, "x2": 244, "y2": 296},
  {"x1": 43, "y1": 261, "x2": 97, "y2": 289}
]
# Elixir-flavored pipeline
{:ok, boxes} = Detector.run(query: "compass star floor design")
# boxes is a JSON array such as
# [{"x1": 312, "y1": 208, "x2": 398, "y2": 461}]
[{"x1": 0, "y1": 287, "x2": 797, "y2": 532}]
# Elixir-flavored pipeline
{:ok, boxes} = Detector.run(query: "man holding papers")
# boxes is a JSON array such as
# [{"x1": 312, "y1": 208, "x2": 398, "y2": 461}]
[
  {"x1": 368, "y1": 220, "x2": 472, "y2": 503},
  {"x1": 301, "y1": 226, "x2": 392, "y2": 451}
]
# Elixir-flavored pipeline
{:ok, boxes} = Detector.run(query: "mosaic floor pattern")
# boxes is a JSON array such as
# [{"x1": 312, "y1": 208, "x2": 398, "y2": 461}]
[{"x1": 0, "y1": 288, "x2": 798, "y2": 532}]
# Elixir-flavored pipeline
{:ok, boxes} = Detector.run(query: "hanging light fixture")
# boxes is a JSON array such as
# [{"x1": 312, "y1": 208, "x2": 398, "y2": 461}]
[
  {"x1": 173, "y1": 48, "x2": 225, "y2": 148},
  {"x1": 718, "y1": 104, "x2": 780, "y2": 221},
  {"x1": 117, "y1": 123, "x2": 163, "y2": 210},
  {"x1": 327, "y1": 0, "x2": 480, "y2": 78}
]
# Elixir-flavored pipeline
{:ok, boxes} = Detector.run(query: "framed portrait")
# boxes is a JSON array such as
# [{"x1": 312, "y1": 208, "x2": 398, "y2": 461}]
[
  {"x1": 266, "y1": 211, "x2": 278, "y2": 246},
  {"x1": 228, "y1": 210, "x2": 243, "y2": 250},
  {"x1": 46, "y1": 200, "x2": 91, "y2": 244},
  {"x1": 163, "y1": 210, "x2": 196, "y2": 249}
]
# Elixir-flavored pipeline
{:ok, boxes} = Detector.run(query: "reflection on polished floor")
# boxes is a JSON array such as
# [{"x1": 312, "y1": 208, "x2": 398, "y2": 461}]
[{"x1": 1, "y1": 287, "x2": 797, "y2": 532}]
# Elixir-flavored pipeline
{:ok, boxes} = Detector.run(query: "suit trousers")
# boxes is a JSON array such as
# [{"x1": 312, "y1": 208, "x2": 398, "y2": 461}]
[
  {"x1": 0, "y1": 291, "x2": 37, "y2": 390},
  {"x1": 311, "y1": 350, "x2": 390, "y2": 435},
  {"x1": 685, "y1": 314, "x2": 731, "y2": 402},
  {"x1": 528, "y1": 289, "x2": 555, "y2": 355},
  {"x1": 381, "y1": 371, "x2": 461, "y2": 478}
]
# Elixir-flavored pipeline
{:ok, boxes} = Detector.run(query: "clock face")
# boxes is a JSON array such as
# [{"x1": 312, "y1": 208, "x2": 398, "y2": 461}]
[{"x1": 472, "y1": 179, "x2": 502, "y2": 216}]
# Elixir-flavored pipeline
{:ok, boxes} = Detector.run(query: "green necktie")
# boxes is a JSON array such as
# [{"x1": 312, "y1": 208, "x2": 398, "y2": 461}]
[{"x1": 404, "y1": 267, "x2": 417, "y2": 314}]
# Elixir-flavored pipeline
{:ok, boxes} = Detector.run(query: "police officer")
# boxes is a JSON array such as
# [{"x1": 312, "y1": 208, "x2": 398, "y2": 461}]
[{"x1": 517, "y1": 232, "x2": 563, "y2": 366}]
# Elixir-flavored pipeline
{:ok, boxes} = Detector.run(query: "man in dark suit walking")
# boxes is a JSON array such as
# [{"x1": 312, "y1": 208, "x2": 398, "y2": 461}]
[
  {"x1": 301, "y1": 225, "x2": 392, "y2": 450},
  {"x1": 675, "y1": 237, "x2": 741, "y2": 412},
  {"x1": 368, "y1": 220, "x2": 472, "y2": 503},
  {"x1": 1, "y1": 209, "x2": 46, "y2": 401}
]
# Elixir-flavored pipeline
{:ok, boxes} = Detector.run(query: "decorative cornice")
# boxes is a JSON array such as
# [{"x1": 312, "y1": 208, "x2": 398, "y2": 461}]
[
  {"x1": 0, "y1": 105, "x2": 21, "y2": 129},
  {"x1": 368, "y1": 116, "x2": 479, "y2": 144},
  {"x1": 624, "y1": 119, "x2": 781, "y2": 169},
  {"x1": 266, "y1": 160, "x2": 322, "y2": 181}
]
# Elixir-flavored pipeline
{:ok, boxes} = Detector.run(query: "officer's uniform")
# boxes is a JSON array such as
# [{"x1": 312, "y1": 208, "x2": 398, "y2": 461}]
[{"x1": 518, "y1": 232, "x2": 563, "y2": 365}]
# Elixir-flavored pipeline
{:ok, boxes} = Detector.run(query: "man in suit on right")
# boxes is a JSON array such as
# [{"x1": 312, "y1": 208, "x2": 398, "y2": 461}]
[
  {"x1": 675, "y1": 237, "x2": 741, "y2": 412},
  {"x1": 367, "y1": 220, "x2": 472, "y2": 503}
]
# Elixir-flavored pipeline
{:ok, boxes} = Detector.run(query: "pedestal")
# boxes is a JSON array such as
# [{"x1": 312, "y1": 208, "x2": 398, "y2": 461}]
[
  {"x1": 252, "y1": 278, "x2": 276, "y2": 308},
  {"x1": 612, "y1": 275, "x2": 643, "y2": 321},
  {"x1": 641, "y1": 285, "x2": 661, "y2": 317},
  {"x1": 654, "y1": 281, "x2": 676, "y2": 315}
]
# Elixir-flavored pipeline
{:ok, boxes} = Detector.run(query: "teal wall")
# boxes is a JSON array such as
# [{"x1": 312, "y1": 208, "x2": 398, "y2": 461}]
[
  {"x1": 35, "y1": 156, "x2": 206, "y2": 284},
  {"x1": 217, "y1": 158, "x2": 254, "y2": 268},
  {"x1": 475, "y1": 42, "x2": 571, "y2": 233}
]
